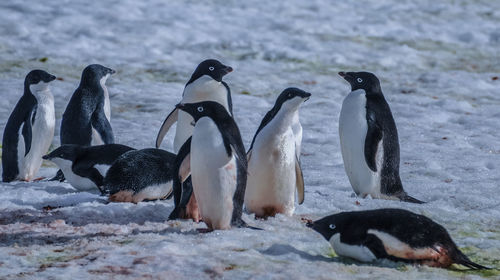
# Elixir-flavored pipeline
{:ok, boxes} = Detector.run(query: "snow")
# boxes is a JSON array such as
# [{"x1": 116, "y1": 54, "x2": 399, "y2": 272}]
[{"x1": 1, "y1": 0, "x2": 500, "y2": 278}]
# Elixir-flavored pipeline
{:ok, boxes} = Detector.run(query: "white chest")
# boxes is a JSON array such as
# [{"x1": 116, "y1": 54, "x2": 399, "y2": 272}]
[
  {"x1": 339, "y1": 89, "x2": 381, "y2": 196},
  {"x1": 100, "y1": 75, "x2": 111, "y2": 121}
]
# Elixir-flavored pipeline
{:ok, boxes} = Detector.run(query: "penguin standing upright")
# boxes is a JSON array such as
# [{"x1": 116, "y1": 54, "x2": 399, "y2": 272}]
[
  {"x1": 155, "y1": 59, "x2": 233, "y2": 152},
  {"x1": 168, "y1": 101, "x2": 248, "y2": 231},
  {"x1": 2, "y1": 70, "x2": 56, "y2": 182},
  {"x1": 245, "y1": 88, "x2": 311, "y2": 218},
  {"x1": 308, "y1": 208, "x2": 489, "y2": 269},
  {"x1": 51, "y1": 64, "x2": 116, "y2": 181},
  {"x1": 338, "y1": 71, "x2": 423, "y2": 203}
]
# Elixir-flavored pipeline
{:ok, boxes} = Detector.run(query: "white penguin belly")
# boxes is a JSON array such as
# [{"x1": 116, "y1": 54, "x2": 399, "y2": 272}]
[
  {"x1": 91, "y1": 78, "x2": 111, "y2": 146},
  {"x1": 191, "y1": 117, "x2": 236, "y2": 230},
  {"x1": 51, "y1": 159, "x2": 97, "y2": 191},
  {"x1": 330, "y1": 233, "x2": 376, "y2": 262},
  {"x1": 132, "y1": 181, "x2": 173, "y2": 202},
  {"x1": 18, "y1": 91, "x2": 55, "y2": 181},
  {"x1": 173, "y1": 76, "x2": 229, "y2": 152},
  {"x1": 245, "y1": 127, "x2": 296, "y2": 217},
  {"x1": 339, "y1": 89, "x2": 381, "y2": 197}
]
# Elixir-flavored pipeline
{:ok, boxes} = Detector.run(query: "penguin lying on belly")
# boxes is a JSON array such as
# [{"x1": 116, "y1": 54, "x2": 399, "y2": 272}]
[
  {"x1": 308, "y1": 208, "x2": 489, "y2": 269},
  {"x1": 338, "y1": 71, "x2": 423, "y2": 203},
  {"x1": 103, "y1": 148, "x2": 176, "y2": 204},
  {"x1": 245, "y1": 87, "x2": 311, "y2": 218},
  {"x1": 2, "y1": 70, "x2": 57, "y2": 182},
  {"x1": 43, "y1": 144, "x2": 134, "y2": 193}
]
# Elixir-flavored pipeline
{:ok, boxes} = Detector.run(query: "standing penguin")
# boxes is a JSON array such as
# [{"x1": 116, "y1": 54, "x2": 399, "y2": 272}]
[
  {"x1": 2, "y1": 70, "x2": 56, "y2": 182},
  {"x1": 155, "y1": 59, "x2": 233, "y2": 152},
  {"x1": 169, "y1": 101, "x2": 248, "y2": 230},
  {"x1": 43, "y1": 144, "x2": 134, "y2": 193},
  {"x1": 338, "y1": 72, "x2": 423, "y2": 203},
  {"x1": 245, "y1": 88, "x2": 311, "y2": 218},
  {"x1": 307, "y1": 208, "x2": 489, "y2": 269},
  {"x1": 51, "y1": 64, "x2": 115, "y2": 181}
]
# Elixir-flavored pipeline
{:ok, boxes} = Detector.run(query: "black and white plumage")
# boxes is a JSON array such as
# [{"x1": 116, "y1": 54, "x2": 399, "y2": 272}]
[
  {"x1": 245, "y1": 87, "x2": 310, "y2": 218},
  {"x1": 43, "y1": 144, "x2": 134, "y2": 193},
  {"x1": 168, "y1": 101, "x2": 248, "y2": 230},
  {"x1": 2, "y1": 70, "x2": 56, "y2": 182},
  {"x1": 338, "y1": 71, "x2": 423, "y2": 203},
  {"x1": 307, "y1": 208, "x2": 489, "y2": 269},
  {"x1": 104, "y1": 148, "x2": 176, "y2": 203},
  {"x1": 155, "y1": 59, "x2": 233, "y2": 152}
]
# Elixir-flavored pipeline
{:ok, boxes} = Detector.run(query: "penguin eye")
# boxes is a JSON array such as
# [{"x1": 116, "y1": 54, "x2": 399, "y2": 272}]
[
  {"x1": 329, "y1": 224, "x2": 336, "y2": 230},
  {"x1": 357, "y1": 78, "x2": 363, "y2": 83},
  {"x1": 208, "y1": 66, "x2": 215, "y2": 71},
  {"x1": 197, "y1": 106, "x2": 204, "y2": 112}
]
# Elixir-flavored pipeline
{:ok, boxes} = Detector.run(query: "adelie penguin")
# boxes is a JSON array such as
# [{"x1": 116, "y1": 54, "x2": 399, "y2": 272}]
[
  {"x1": 338, "y1": 71, "x2": 423, "y2": 203},
  {"x1": 52, "y1": 64, "x2": 116, "y2": 181},
  {"x1": 245, "y1": 88, "x2": 310, "y2": 218},
  {"x1": 43, "y1": 144, "x2": 134, "y2": 193},
  {"x1": 307, "y1": 208, "x2": 490, "y2": 269},
  {"x1": 168, "y1": 101, "x2": 249, "y2": 231},
  {"x1": 2, "y1": 70, "x2": 57, "y2": 182},
  {"x1": 103, "y1": 148, "x2": 176, "y2": 203}
]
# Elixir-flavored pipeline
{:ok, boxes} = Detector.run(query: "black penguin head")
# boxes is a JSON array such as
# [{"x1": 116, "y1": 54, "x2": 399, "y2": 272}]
[
  {"x1": 43, "y1": 145, "x2": 83, "y2": 162},
  {"x1": 24, "y1": 70, "x2": 56, "y2": 92},
  {"x1": 307, "y1": 215, "x2": 342, "y2": 241},
  {"x1": 176, "y1": 101, "x2": 229, "y2": 123},
  {"x1": 275, "y1": 87, "x2": 311, "y2": 108},
  {"x1": 80, "y1": 64, "x2": 116, "y2": 85},
  {"x1": 339, "y1": 71, "x2": 381, "y2": 94},
  {"x1": 186, "y1": 59, "x2": 233, "y2": 84}
]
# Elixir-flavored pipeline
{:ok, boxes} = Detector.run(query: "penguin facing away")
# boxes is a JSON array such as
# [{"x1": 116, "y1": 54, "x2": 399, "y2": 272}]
[
  {"x1": 168, "y1": 101, "x2": 248, "y2": 230},
  {"x1": 2, "y1": 70, "x2": 56, "y2": 182},
  {"x1": 338, "y1": 71, "x2": 423, "y2": 203},
  {"x1": 103, "y1": 148, "x2": 176, "y2": 203},
  {"x1": 155, "y1": 59, "x2": 233, "y2": 152},
  {"x1": 43, "y1": 144, "x2": 134, "y2": 193},
  {"x1": 245, "y1": 87, "x2": 311, "y2": 218},
  {"x1": 307, "y1": 208, "x2": 489, "y2": 269}
]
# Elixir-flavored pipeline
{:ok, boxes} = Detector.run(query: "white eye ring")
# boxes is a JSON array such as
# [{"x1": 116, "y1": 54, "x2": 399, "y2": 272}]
[
  {"x1": 197, "y1": 106, "x2": 204, "y2": 112},
  {"x1": 357, "y1": 78, "x2": 363, "y2": 83},
  {"x1": 329, "y1": 224, "x2": 336, "y2": 230},
  {"x1": 209, "y1": 66, "x2": 215, "y2": 71}
]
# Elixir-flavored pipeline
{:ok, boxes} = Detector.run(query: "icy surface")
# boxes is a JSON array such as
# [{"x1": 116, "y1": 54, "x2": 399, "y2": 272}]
[{"x1": 1, "y1": 0, "x2": 500, "y2": 279}]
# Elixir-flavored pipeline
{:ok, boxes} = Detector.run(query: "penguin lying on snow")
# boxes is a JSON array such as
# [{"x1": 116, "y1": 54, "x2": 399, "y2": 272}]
[
  {"x1": 168, "y1": 101, "x2": 249, "y2": 230},
  {"x1": 2, "y1": 70, "x2": 56, "y2": 182},
  {"x1": 51, "y1": 64, "x2": 116, "y2": 181},
  {"x1": 43, "y1": 144, "x2": 134, "y2": 193},
  {"x1": 338, "y1": 71, "x2": 423, "y2": 203},
  {"x1": 103, "y1": 148, "x2": 176, "y2": 203},
  {"x1": 308, "y1": 208, "x2": 489, "y2": 269},
  {"x1": 245, "y1": 87, "x2": 311, "y2": 218}
]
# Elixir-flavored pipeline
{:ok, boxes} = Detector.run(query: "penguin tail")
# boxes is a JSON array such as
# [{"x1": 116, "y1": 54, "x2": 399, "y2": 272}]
[
  {"x1": 455, "y1": 251, "x2": 490, "y2": 270},
  {"x1": 48, "y1": 169, "x2": 65, "y2": 182},
  {"x1": 168, "y1": 207, "x2": 184, "y2": 220},
  {"x1": 398, "y1": 193, "x2": 425, "y2": 204},
  {"x1": 232, "y1": 218, "x2": 263, "y2": 230}
]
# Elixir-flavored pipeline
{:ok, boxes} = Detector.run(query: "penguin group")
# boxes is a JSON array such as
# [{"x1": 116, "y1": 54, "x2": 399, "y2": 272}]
[{"x1": 1, "y1": 60, "x2": 490, "y2": 270}]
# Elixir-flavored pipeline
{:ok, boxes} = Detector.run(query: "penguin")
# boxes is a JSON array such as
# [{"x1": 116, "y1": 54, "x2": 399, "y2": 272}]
[
  {"x1": 168, "y1": 101, "x2": 248, "y2": 231},
  {"x1": 43, "y1": 144, "x2": 134, "y2": 193},
  {"x1": 307, "y1": 208, "x2": 490, "y2": 269},
  {"x1": 244, "y1": 87, "x2": 311, "y2": 218},
  {"x1": 52, "y1": 64, "x2": 116, "y2": 181},
  {"x1": 155, "y1": 59, "x2": 233, "y2": 152},
  {"x1": 2, "y1": 70, "x2": 57, "y2": 182},
  {"x1": 103, "y1": 148, "x2": 176, "y2": 203},
  {"x1": 338, "y1": 71, "x2": 423, "y2": 203}
]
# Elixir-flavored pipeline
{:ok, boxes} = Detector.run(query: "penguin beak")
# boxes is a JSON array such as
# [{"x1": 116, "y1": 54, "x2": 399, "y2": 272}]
[
  {"x1": 50, "y1": 75, "x2": 56, "y2": 82},
  {"x1": 222, "y1": 65, "x2": 233, "y2": 75},
  {"x1": 338, "y1": 72, "x2": 353, "y2": 82},
  {"x1": 306, "y1": 221, "x2": 314, "y2": 228},
  {"x1": 176, "y1": 103, "x2": 186, "y2": 110},
  {"x1": 42, "y1": 155, "x2": 50, "y2": 160},
  {"x1": 190, "y1": 121, "x2": 196, "y2": 127},
  {"x1": 110, "y1": 69, "x2": 116, "y2": 75},
  {"x1": 303, "y1": 92, "x2": 311, "y2": 102}
]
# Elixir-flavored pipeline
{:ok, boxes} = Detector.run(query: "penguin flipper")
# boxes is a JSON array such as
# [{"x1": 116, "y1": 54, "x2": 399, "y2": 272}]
[
  {"x1": 222, "y1": 81, "x2": 233, "y2": 116},
  {"x1": 156, "y1": 107, "x2": 178, "y2": 148},
  {"x1": 397, "y1": 192, "x2": 425, "y2": 204},
  {"x1": 169, "y1": 137, "x2": 192, "y2": 220},
  {"x1": 21, "y1": 109, "x2": 35, "y2": 156},
  {"x1": 295, "y1": 155, "x2": 305, "y2": 205},
  {"x1": 72, "y1": 162, "x2": 105, "y2": 194},
  {"x1": 364, "y1": 111, "x2": 383, "y2": 172},
  {"x1": 246, "y1": 149, "x2": 252, "y2": 163},
  {"x1": 91, "y1": 106, "x2": 115, "y2": 144},
  {"x1": 455, "y1": 251, "x2": 490, "y2": 270}
]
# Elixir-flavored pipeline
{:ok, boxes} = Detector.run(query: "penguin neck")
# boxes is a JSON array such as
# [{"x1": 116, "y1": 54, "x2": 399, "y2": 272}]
[
  {"x1": 183, "y1": 76, "x2": 227, "y2": 106},
  {"x1": 28, "y1": 82, "x2": 53, "y2": 102},
  {"x1": 269, "y1": 105, "x2": 300, "y2": 133}
]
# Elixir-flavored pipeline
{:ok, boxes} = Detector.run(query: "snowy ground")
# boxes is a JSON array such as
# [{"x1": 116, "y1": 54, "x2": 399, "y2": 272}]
[{"x1": 1, "y1": 0, "x2": 500, "y2": 279}]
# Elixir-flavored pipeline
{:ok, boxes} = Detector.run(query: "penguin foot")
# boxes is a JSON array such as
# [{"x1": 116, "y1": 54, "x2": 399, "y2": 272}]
[
  {"x1": 398, "y1": 193, "x2": 425, "y2": 204},
  {"x1": 196, "y1": 228, "x2": 214, "y2": 234},
  {"x1": 33, "y1": 177, "x2": 46, "y2": 182}
]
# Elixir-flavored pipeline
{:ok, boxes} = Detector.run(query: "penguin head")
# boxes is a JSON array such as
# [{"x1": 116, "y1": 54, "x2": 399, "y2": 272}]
[
  {"x1": 25, "y1": 70, "x2": 56, "y2": 93},
  {"x1": 339, "y1": 71, "x2": 381, "y2": 94},
  {"x1": 176, "y1": 101, "x2": 229, "y2": 123},
  {"x1": 80, "y1": 64, "x2": 116, "y2": 86},
  {"x1": 43, "y1": 145, "x2": 83, "y2": 163},
  {"x1": 187, "y1": 59, "x2": 233, "y2": 84},
  {"x1": 274, "y1": 87, "x2": 311, "y2": 112},
  {"x1": 307, "y1": 214, "x2": 342, "y2": 241}
]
